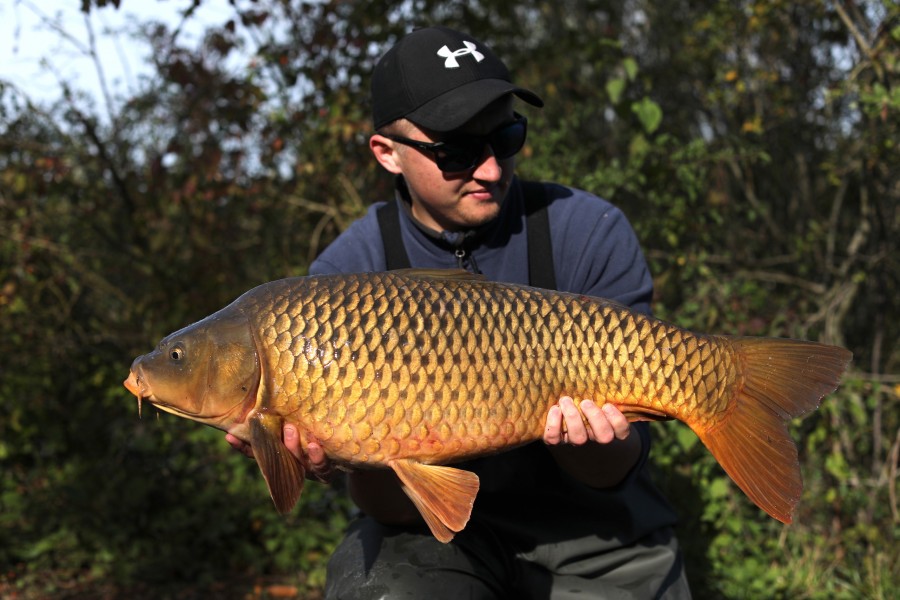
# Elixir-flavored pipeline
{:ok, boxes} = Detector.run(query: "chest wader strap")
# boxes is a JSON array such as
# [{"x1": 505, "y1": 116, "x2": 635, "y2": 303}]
[
  {"x1": 376, "y1": 198, "x2": 412, "y2": 269},
  {"x1": 376, "y1": 181, "x2": 557, "y2": 290},
  {"x1": 520, "y1": 181, "x2": 557, "y2": 291}
]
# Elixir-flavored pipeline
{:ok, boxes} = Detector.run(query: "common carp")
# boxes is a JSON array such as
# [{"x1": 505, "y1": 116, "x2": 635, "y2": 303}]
[{"x1": 124, "y1": 269, "x2": 851, "y2": 542}]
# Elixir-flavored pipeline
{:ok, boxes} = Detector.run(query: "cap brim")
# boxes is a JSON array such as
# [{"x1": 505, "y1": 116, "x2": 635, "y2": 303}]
[{"x1": 405, "y1": 79, "x2": 543, "y2": 132}]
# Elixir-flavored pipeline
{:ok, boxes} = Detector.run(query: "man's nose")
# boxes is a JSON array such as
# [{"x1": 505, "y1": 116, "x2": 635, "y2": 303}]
[{"x1": 471, "y1": 145, "x2": 502, "y2": 181}]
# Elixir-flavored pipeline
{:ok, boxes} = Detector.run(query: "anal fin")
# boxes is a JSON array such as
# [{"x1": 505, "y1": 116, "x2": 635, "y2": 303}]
[
  {"x1": 614, "y1": 404, "x2": 673, "y2": 422},
  {"x1": 389, "y1": 459, "x2": 479, "y2": 543},
  {"x1": 250, "y1": 412, "x2": 305, "y2": 515}
]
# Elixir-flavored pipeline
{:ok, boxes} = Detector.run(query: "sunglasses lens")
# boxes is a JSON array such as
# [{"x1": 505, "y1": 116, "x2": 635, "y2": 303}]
[
  {"x1": 490, "y1": 119, "x2": 527, "y2": 160},
  {"x1": 433, "y1": 142, "x2": 483, "y2": 172},
  {"x1": 431, "y1": 116, "x2": 528, "y2": 173}
]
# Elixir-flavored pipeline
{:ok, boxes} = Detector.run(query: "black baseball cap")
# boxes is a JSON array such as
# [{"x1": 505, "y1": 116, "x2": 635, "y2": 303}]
[{"x1": 371, "y1": 26, "x2": 543, "y2": 132}]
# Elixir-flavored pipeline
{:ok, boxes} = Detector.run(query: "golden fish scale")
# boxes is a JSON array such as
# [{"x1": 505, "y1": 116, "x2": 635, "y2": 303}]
[{"x1": 242, "y1": 272, "x2": 739, "y2": 466}]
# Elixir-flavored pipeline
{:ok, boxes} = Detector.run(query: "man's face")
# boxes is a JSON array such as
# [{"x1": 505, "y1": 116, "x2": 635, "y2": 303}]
[{"x1": 371, "y1": 98, "x2": 518, "y2": 232}]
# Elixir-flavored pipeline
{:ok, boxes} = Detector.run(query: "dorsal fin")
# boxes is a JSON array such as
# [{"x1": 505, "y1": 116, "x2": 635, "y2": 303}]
[{"x1": 391, "y1": 268, "x2": 486, "y2": 282}]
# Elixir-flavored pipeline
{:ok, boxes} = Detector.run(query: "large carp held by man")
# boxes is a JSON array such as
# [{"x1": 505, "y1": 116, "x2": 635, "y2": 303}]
[{"x1": 124, "y1": 269, "x2": 852, "y2": 542}]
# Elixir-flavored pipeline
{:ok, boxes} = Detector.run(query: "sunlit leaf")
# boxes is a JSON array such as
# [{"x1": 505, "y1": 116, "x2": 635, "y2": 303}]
[{"x1": 631, "y1": 97, "x2": 663, "y2": 134}]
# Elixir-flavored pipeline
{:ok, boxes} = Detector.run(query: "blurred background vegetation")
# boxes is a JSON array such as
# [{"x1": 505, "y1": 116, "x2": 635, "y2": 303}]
[{"x1": 1, "y1": 0, "x2": 897, "y2": 598}]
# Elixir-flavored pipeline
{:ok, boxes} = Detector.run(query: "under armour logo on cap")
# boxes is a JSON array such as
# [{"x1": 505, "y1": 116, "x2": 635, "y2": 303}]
[{"x1": 436, "y1": 41, "x2": 485, "y2": 69}]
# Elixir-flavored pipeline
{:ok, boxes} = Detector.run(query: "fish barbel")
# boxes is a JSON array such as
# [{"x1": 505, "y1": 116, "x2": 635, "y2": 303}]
[{"x1": 124, "y1": 269, "x2": 851, "y2": 542}]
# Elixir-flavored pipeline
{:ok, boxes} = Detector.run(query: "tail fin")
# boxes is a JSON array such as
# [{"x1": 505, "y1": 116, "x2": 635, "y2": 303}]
[{"x1": 697, "y1": 338, "x2": 852, "y2": 523}]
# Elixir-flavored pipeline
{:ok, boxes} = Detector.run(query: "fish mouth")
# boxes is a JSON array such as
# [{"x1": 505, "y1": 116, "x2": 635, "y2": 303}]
[
  {"x1": 123, "y1": 368, "x2": 193, "y2": 419},
  {"x1": 124, "y1": 370, "x2": 148, "y2": 417}
]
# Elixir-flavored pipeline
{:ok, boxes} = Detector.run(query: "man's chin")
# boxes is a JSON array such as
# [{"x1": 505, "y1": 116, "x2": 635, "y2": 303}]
[{"x1": 458, "y1": 199, "x2": 502, "y2": 225}]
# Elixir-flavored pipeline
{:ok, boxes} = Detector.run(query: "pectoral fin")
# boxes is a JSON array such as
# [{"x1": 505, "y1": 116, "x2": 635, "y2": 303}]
[
  {"x1": 389, "y1": 459, "x2": 479, "y2": 543},
  {"x1": 250, "y1": 412, "x2": 305, "y2": 514}
]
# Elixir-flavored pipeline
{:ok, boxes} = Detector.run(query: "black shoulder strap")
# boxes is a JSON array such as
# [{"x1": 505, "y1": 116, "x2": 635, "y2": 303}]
[
  {"x1": 376, "y1": 200, "x2": 412, "y2": 269},
  {"x1": 522, "y1": 181, "x2": 557, "y2": 290}
]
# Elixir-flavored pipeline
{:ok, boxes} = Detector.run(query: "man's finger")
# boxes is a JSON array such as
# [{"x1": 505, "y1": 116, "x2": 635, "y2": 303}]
[
  {"x1": 306, "y1": 441, "x2": 335, "y2": 483},
  {"x1": 283, "y1": 424, "x2": 303, "y2": 460},
  {"x1": 601, "y1": 403, "x2": 631, "y2": 440},
  {"x1": 225, "y1": 433, "x2": 255, "y2": 458},
  {"x1": 560, "y1": 396, "x2": 589, "y2": 445},
  {"x1": 307, "y1": 442, "x2": 328, "y2": 467},
  {"x1": 582, "y1": 400, "x2": 614, "y2": 444},
  {"x1": 543, "y1": 404, "x2": 564, "y2": 444}
]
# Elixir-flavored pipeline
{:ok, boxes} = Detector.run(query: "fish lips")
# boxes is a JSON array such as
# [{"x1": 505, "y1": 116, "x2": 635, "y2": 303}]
[
  {"x1": 124, "y1": 365, "x2": 147, "y2": 417},
  {"x1": 124, "y1": 368, "x2": 145, "y2": 397},
  {"x1": 124, "y1": 360, "x2": 157, "y2": 418},
  {"x1": 123, "y1": 359, "x2": 186, "y2": 417}
]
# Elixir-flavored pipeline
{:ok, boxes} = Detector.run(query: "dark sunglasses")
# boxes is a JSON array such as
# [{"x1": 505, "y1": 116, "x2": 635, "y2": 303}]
[{"x1": 380, "y1": 113, "x2": 528, "y2": 173}]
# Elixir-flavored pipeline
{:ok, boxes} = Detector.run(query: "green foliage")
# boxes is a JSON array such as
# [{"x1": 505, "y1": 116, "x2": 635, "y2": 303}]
[{"x1": 2, "y1": 0, "x2": 899, "y2": 597}]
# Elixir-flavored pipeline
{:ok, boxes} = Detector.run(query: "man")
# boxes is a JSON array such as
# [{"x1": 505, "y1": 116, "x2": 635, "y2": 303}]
[{"x1": 230, "y1": 26, "x2": 691, "y2": 599}]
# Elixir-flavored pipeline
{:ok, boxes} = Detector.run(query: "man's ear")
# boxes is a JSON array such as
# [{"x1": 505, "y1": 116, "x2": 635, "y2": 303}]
[{"x1": 370, "y1": 134, "x2": 403, "y2": 174}]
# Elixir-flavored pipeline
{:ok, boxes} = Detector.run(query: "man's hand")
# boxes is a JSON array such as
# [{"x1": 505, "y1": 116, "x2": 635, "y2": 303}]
[
  {"x1": 225, "y1": 425, "x2": 334, "y2": 483},
  {"x1": 225, "y1": 432, "x2": 256, "y2": 458},
  {"x1": 542, "y1": 396, "x2": 641, "y2": 488},
  {"x1": 543, "y1": 396, "x2": 631, "y2": 445}
]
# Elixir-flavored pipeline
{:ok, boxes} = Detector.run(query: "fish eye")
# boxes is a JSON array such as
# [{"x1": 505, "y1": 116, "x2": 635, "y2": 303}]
[{"x1": 169, "y1": 345, "x2": 185, "y2": 361}]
